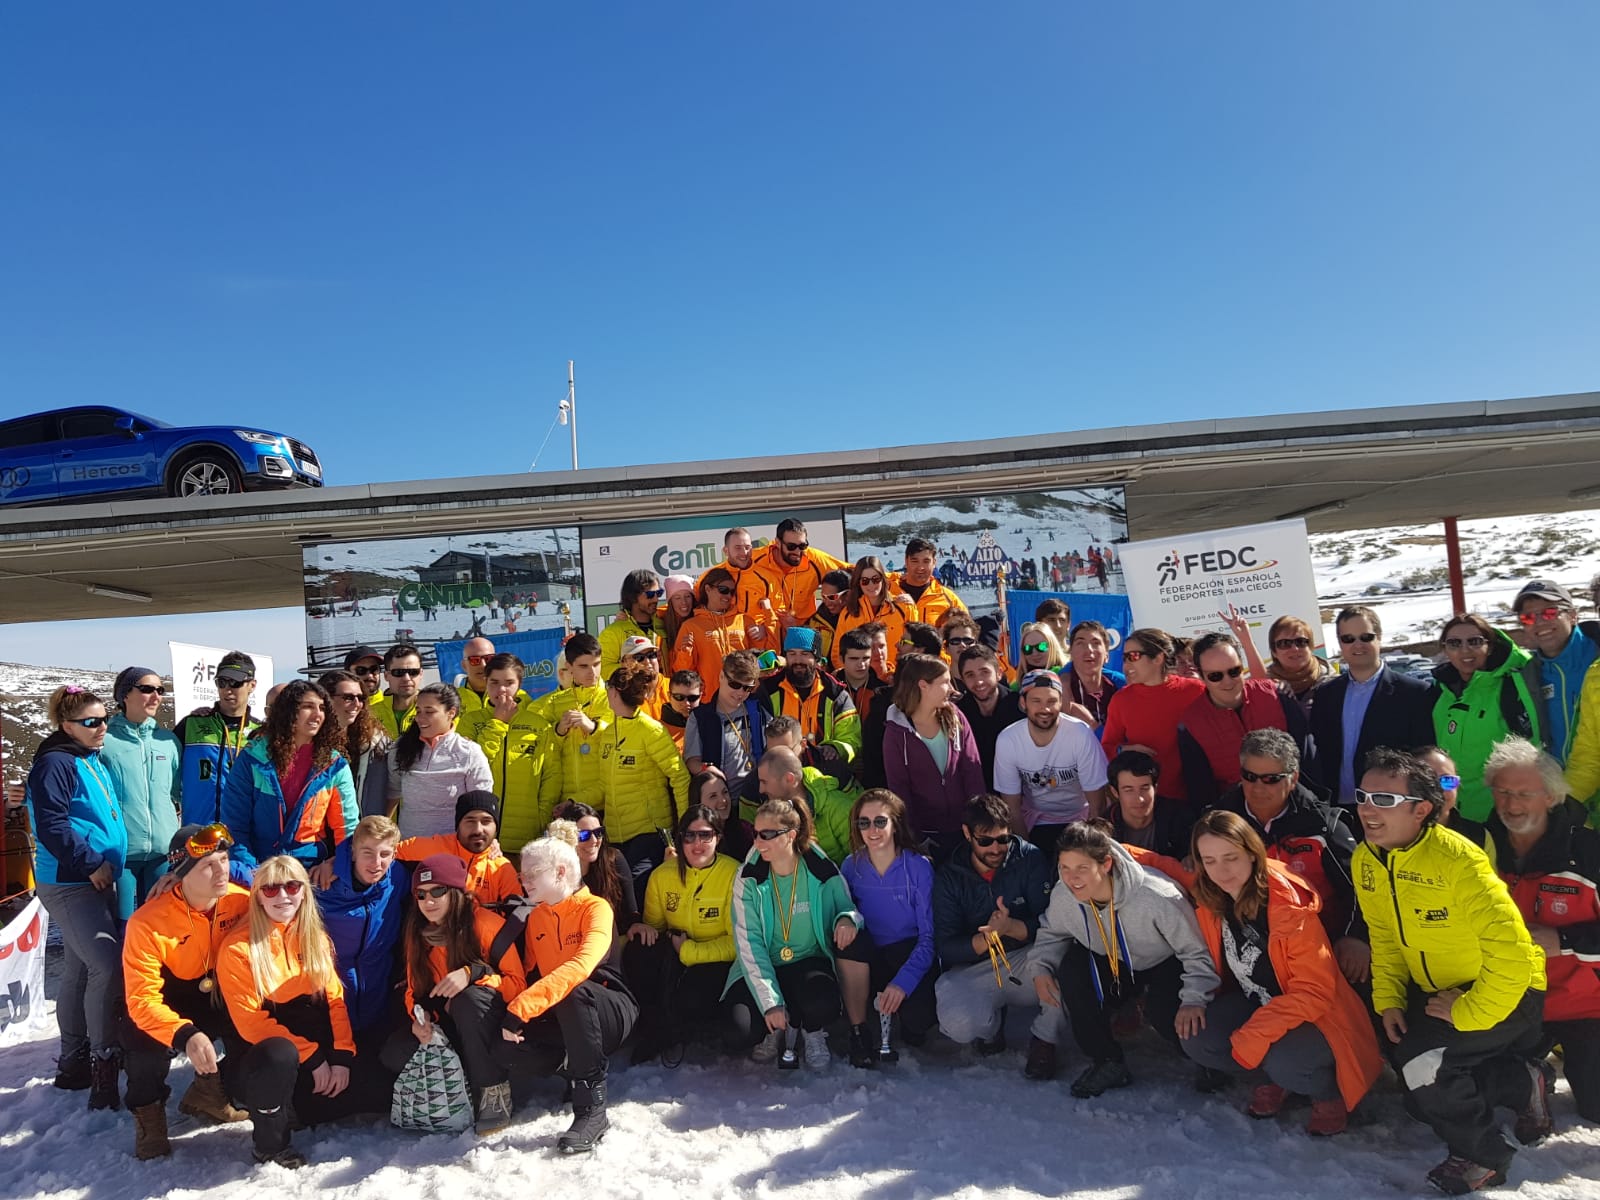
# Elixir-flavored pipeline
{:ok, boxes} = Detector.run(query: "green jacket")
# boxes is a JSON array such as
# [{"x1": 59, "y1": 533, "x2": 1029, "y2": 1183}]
[
  {"x1": 1355, "y1": 822, "x2": 1545, "y2": 1031},
  {"x1": 1431, "y1": 628, "x2": 1542, "y2": 822},
  {"x1": 801, "y1": 767, "x2": 856, "y2": 864},
  {"x1": 725, "y1": 844, "x2": 860, "y2": 1013}
]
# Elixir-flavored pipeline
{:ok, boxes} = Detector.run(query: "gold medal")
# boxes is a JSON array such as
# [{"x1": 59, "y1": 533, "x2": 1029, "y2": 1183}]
[
  {"x1": 198, "y1": 976, "x2": 215, "y2": 994},
  {"x1": 779, "y1": 946, "x2": 794, "y2": 962}
]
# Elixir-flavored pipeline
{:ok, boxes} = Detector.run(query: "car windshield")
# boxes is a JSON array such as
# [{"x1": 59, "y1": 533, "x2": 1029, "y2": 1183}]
[{"x1": 122, "y1": 409, "x2": 172, "y2": 430}]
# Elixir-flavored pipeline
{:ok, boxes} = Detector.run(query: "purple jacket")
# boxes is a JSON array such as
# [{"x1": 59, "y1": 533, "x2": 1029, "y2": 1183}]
[{"x1": 883, "y1": 705, "x2": 987, "y2": 836}]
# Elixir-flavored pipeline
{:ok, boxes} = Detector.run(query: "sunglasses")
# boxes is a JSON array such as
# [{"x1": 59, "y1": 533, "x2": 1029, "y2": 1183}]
[
  {"x1": 415, "y1": 885, "x2": 454, "y2": 900},
  {"x1": 259, "y1": 880, "x2": 305, "y2": 898},
  {"x1": 1204, "y1": 666, "x2": 1244, "y2": 683},
  {"x1": 335, "y1": 691, "x2": 365, "y2": 702},
  {"x1": 1273, "y1": 637, "x2": 1311, "y2": 651},
  {"x1": 712, "y1": 584, "x2": 736, "y2": 597},
  {"x1": 129, "y1": 683, "x2": 165, "y2": 696},
  {"x1": 214, "y1": 677, "x2": 252, "y2": 689},
  {"x1": 859, "y1": 575, "x2": 883, "y2": 585},
  {"x1": 681, "y1": 829, "x2": 718, "y2": 844},
  {"x1": 855, "y1": 815, "x2": 891, "y2": 830},
  {"x1": 1443, "y1": 637, "x2": 1488, "y2": 650},
  {"x1": 644, "y1": 588, "x2": 665, "y2": 600},
  {"x1": 1518, "y1": 607, "x2": 1565, "y2": 626},
  {"x1": 68, "y1": 716, "x2": 108, "y2": 728},
  {"x1": 353, "y1": 664, "x2": 384, "y2": 676},
  {"x1": 388, "y1": 667, "x2": 423, "y2": 677},
  {"x1": 185, "y1": 823, "x2": 233, "y2": 859},
  {"x1": 1355, "y1": 789, "x2": 1422, "y2": 809},
  {"x1": 1240, "y1": 768, "x2": 1291, "y2": 785},
  {"x1": 945, "y1": 635, "x2": 977, "y2": 648},
  {"x1": 630, "y1": 649, "x2": 660, "y2": 661},
  {"x1": 754, "y1": 827, "x2": 792, "y2": 841},
  {"x1": 465, "y1": 654, "x2": 492, "y2": 666},
  {"x1": 576, "y1": 828, "x2": 604, "y2": 843},
  {"x1": 1338, "y1": 632, "x2": 1377, "y2": 645},
  {"x1": 972, "y1": 833, "x2": 1013, "y2": 848},
  {"x1": 1121, "y1": 650, "x2": 1147, "y2": 662},
  {"x1": 1438, "y1": 773, "x2": 1461, "y2": 791},
  {"x1": 781, "y1": 541, "x2": 809, "y2": 553},
  {"x1": 671, "y1": 693, "x2": 702, "y2": 704},
  {"x1": 723, "y1": 678, "x2": 757, "y2": 693},
  {"x1": 1022, "y1": 641, "x2": 1050, "y2": 654}
]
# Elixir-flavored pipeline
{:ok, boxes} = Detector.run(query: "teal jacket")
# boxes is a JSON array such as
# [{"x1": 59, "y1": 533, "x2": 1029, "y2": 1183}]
[
  {"x1": 724, "y1": 845, "x2": 860, "y2": 1013},
  {"x1": 100, "y1": 714, "x2": 182, "y2": 860},
  {"x1": 1432, "y1": 628, "x2": 1542, "y2": 823}
]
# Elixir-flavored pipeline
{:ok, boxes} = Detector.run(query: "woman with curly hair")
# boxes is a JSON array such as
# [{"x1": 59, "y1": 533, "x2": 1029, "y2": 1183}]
[{"x1": 220, "y1": 679, "x2": 360, "y2": 877}]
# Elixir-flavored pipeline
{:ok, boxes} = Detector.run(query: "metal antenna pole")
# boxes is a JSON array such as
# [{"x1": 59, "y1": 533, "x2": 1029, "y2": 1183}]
[{"x1": 568, "y1": 360, "x2": 578, "y2": 470}]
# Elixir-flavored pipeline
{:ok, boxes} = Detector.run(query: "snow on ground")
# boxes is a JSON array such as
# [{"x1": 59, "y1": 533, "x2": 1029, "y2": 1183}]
[{"x1": 1, "y1": 982, "x2": 1595, "y2": 1200}]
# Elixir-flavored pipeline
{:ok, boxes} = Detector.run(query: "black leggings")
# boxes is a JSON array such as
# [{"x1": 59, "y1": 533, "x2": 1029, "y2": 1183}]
[
  {"x1": 834, "y1": 933, "x2": 938, "y2": 1039},
  {"x1": 621, "y1": 936, "x2": 730, "y2": 1047},
  {"x1": 491, "y1": 977, "x2": 637, "y2": 1082},
  {"x1": 380, "y1": 985, "x2": 507, "y2": 1092},
  {"x1": 229, "y1": 1038, "x2": 391, "y2": 1157},
  {"x1": 726, "y1": 956, "x2": 840, "y2": 1042},
  {"x1": 1058, "y1": 941, "x2": 1184, "y2": 1063}
]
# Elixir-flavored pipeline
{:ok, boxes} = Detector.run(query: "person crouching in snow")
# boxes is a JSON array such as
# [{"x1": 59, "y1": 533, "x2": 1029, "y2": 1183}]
[{"x1": 493, "y1": 822, "x2": 638, "y2": 1154}]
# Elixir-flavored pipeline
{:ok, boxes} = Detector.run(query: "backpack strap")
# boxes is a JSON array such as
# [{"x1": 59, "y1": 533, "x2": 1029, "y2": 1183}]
[{"x1": 487, "y1": 911, "x2": 527, "y2": 968}]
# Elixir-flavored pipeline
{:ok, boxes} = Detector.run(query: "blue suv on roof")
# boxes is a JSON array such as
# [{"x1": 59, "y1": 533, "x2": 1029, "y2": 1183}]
[{"x1": 0, "y1": 406, "x2": 323, "y2": 506}]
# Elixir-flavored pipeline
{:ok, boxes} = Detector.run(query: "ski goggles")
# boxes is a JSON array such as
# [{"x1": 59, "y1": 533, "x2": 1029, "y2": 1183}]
[{"x1": 169, "y1": 823, "x2": 234, "y2": 870}]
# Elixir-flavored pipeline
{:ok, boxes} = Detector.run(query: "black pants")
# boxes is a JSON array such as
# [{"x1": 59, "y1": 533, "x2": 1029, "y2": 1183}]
[
  {"x1": 617, "y1": 832, "x2": 668, "y2": 882},
  {"x1": 621, "y1": 937, "x2": 730, "y2": 1049},
  {"x1": 1028, "y1": 823, "x2": 1069, "y2": 857},
  {"x1": 122, "y1": 982, "x2": 239, "y2": 1109},
  {"x1": 1388, "y1": 986, "x2": 1544, "y2": 1171},
  {"x1": 229, "y1": 1038, "x2": 391, "y2": 1157},
  {"x1": 918, "y1": 830, "x2": 966, "y2": 865},
  {"x1": 833, "y1": 933, "x2": 938, "y2": 1040},
  {"x1": 726, "y1": 956, "x2": 840, "y2": 1043},
  {"x1": 491, "y1": 978, "x2": 637, "y2": 1081},
  {"x1": 1059, "y1": 941, "x2": 1183, "y2": 1063},
  {"x1": 1542, "y1": 1018, "x2": 1600, "y2": 1124},
  {"x1": 380, "y1": 985, "x2": 507, "y2": 1092}
]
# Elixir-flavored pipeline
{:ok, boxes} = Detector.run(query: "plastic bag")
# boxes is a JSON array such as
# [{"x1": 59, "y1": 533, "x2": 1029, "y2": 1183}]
[{"x1": 391, "y1": 1026, "x2": 473, "y2": 1134}]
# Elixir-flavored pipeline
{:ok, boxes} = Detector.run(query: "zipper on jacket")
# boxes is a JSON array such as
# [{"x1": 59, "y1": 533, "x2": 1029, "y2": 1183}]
[{"x1": 1386, "y1": 856, "x2": 1409, "y2": 948}]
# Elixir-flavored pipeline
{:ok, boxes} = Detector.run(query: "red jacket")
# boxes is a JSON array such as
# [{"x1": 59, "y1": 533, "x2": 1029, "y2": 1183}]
[
  {"x1": 1101, "y1": 677, "x2": 1207, "y2": 802},
  {"x1": 1176, "y1": 680, "x2": 1305, "y2": 809}
]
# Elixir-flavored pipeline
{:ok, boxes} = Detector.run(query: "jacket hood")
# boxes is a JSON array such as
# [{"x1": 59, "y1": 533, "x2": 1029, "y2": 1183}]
[
  {"x1": 1432, "y1": 626, "x2": 1528, "y2": 689},
  {"x1": 323, "y1": 836, "x2": 402, "y2": 903},
  {"x1": 38, "y1": 729, "x2": 94, "y2": 759}
]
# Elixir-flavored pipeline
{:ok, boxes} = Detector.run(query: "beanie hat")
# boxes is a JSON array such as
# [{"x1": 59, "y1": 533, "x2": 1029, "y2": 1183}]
[
  {"x1": 167, "y1": 823, "x2": 233, "y2": 880},
  {"x1": 783, "y1": 627, "x2": 820, "y2": 655},
  {"x1": 663, "y1": 574, "x2": 694, "y2": 600},
  {"x1": 456, "y1": 790, "x2": 500, "y2": 828},
  {"x1": 414, "y1": 853, "x2": 469, "y2": 894},
  {"x1": 114, "y1": 666, "x2": 162, "y2": 709}
]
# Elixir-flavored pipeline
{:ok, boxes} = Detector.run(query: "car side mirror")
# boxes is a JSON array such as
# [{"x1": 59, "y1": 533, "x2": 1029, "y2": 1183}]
[{"x1": 113, "y1": 416, "x2": 140, "y2": 438}]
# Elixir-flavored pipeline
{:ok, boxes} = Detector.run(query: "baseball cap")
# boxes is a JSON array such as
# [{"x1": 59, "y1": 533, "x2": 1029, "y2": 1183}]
[
  {"x1": 1018, "y1": 669, "x2": 1064, "y2": 694},
  {"x1": 343, "y1": 645, "x2": 383, "y2": 669},
  {"x1": 620, "y1": 636, "x2": 658, "y2": 659},
  {"x1": 1514, "y1": 579, "x2": 1575, "y2": 609}
]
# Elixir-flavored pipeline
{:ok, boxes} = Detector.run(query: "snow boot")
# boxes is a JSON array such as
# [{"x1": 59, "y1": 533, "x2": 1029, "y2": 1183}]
[
  {"x1": 178, "y1": 1072, "x2": 249, "y2": 1124},
  {"x1": 248, "y1": 1103, "x2": 303, "y2": 1168},
  {"x1": 1306, "y1": 1098, "x2": 1349, "y2": 1136},
  {"x1": 1070, "y1": 1059, "x2": 1133, "y2": 1098},
  {"x1": 1193, "y1": 1066, "x2": 1231, "y2": 1094},
  {"x1": 88, "y1": 1051, "x2": 122, "y2": 1111},
  {"x1": 557, "y1": 1075, "x2": 609, "y2": 1154},
  {"x1": 475, "y1": 1082, "x2": 513, "y2": 1136},
  {"x1": 848, "y1": 1024, "x2": 876, "y2": 1069},
  {"x1": 53, "y1": 1048, "x2": 91, "y2": 1091},
  {"x1": 1425, "y1": 1155, "x2": 1506, "y2": 1195},
  {"x1": 131, "y1": 1101, "x2": 171, "y2": 1160},
  {"x1": 1513, "y1": 1059, "x2": 1555, "y2": 1146},
  {"x1": 1024, "y1": 1037, "x2": 1058, "y2": 1081},
  {"x1": 1246, "y1": 1084, "x2": 1287, "y2": 1118}
]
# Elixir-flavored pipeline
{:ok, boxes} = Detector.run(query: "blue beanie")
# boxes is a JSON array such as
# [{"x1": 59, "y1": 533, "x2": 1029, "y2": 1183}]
[
  {"x1": 783, "y1": 627, "x2": 820, "y2": 655},
  {"x1": 114, "y1": 666, "x2": 162, "y2": 709}
]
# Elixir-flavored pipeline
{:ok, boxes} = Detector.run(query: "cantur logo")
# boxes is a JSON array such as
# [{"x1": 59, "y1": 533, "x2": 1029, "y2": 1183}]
[{"x1": 1156, "y1": 546, "x2": 1278, "y2": 586}]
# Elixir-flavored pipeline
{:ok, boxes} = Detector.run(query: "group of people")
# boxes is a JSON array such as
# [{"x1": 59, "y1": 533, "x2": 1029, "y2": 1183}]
[{"x1": 15, "y1": 519, "x2": 1600, "y2": 1193}]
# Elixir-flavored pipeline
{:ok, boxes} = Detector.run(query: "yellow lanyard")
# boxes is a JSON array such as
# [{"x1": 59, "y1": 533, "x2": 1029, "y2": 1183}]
[
  {"x1": 1089, "y1": 897, "x2": 1121, "y2": 984},
  {"x1": 773, "y1": 867, "x2": 801, "y2": 960}
]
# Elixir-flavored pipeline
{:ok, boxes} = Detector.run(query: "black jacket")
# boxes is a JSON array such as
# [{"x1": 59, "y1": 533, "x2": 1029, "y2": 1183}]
[
  {"x1": 932, "y1": 835, "x2": 1053, "y2": 967},
  {"x1": 955, "y1": 688, "x2": 1024, "y2": 792},
  {"x1": 1112, "y1": 797, "x2": 1194, "y2": 860},
  {"x1": 1304, "y1": 664, "x2": 1436, "y2": 801}
]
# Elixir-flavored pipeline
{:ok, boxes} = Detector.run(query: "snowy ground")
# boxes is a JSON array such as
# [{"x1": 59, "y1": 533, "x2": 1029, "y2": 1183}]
[{"x1": 2, "y1": 975, "x2": 1595, "y2": 1200}]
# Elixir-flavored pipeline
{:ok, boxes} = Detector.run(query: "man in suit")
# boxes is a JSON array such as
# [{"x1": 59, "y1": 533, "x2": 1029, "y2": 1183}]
[{"x1": 1307, "y1": 605, "x2": 1436, "y2": 806}]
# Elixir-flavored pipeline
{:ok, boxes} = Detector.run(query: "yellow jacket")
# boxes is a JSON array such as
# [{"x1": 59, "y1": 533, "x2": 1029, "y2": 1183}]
[
  {"x1": 887, "y1": 573, "x2": 967, "y2": 628},
  {"x1": 596, "y1": 711, "x2": 689, "y2": 843},
  {"x1": 1559, "y1": 659, "x2": 1600, "y2": 818},
  {"x1": 457, "y1": 697, "x2": 561, "y2": 853},
  {"x1": 368, "y1": 692, "x2": 418, "y2": 741},
  {"x1": 531, "y1": 685, "x2": 611, "y2": 810},
  {"x1": 1354, "y1": 823, "x2": 1545, "y2": 1031},
  {"x1": 599, "y1": 613, "x2": 661, "y2": 678},
  {"x1": 641, "y1": 853, "x2": 739, "y2": 966}
]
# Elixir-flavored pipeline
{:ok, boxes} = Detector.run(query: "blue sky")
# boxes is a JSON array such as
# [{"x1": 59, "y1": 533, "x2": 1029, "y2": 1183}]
[{"x1": 2, "y1": 3, "x2": 1597, "y2": 672}]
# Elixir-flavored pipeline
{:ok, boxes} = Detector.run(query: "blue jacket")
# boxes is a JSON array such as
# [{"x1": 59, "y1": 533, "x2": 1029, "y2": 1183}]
[
  {"x1": 840, "y1": 848, "x2": 937, "y2": 994},
  {"x1": 318, "y1": 838, "x2": 409, "y2": 1033},
  {"x1": 219, "y1": 738, "x2": 359, "y2": 876},
  {"x1": 27, "y1": 732, "x2": 127, "y2": 887},
  {"x1": 1533, "y1": 621, "x2": 1600, "y2": 762},
  {"x1": 176, "y1": 708, "x2": 260, "y2": 826},
  {"x1": 99, "y1": 714, "x2": 182, "y2": 860},
  {"x1": 932, "y1": 834, "x2": 1054, "y2": 967}
]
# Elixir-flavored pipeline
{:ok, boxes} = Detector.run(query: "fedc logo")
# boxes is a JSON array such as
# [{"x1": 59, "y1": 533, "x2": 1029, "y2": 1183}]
[{"x1": 1156, "y1": 545, "x2": 1277, "y2": 586}]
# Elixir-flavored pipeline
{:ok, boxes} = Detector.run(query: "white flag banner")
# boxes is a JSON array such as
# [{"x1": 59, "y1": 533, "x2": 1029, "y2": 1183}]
[
  {"x1": 0, "y1": 896, "x2": 50, "y2": 1046},
  {"x1": 170, "y1": 642, "x2": 275, "y2": 721}
]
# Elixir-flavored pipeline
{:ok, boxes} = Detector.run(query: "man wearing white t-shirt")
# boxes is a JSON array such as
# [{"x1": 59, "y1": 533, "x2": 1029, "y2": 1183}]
[{"x1": 995, "y1": 671, "x2": 1109, "y2": 853}]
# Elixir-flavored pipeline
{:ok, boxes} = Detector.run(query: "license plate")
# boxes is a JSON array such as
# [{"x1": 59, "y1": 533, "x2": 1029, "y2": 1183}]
[{"x1": 300, "y1": 460, "x2": 321, "y2": 478}]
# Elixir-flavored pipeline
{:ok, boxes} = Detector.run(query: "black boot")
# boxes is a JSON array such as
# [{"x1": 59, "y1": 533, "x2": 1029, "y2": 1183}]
[
  {"x1": 848, "y1": 1025, "x2": 876, "y2": 1070},
  {"x1": 249, "y1": 1104, "x2": 306, "y2": 1169},
  {"x1": 88, "y1": 1051, "x2": 121, "y2": 1111},
  {"x1": 53, "y1": 1048, "x2": 91, "y2": 1091},
  {"x1": 557, "y1": 1074, "x2": 609, "y2": 1154}
]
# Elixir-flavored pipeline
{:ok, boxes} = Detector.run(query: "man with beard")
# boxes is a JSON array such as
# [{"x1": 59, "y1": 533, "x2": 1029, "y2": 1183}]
[
  {"x1": 321, "y1": 792, "x2": 522, "y2": 909},
  {"x1": 740, "y1": 518, "x2": 849, "y2": 647},
  {"x1": 994, "y1": 671, "x2": 1109, "y2": 852},
  {"x1": 956, "y1": 645, "x2": 1024, "y2": 791},
  {"x1": 757, "y1": 627, "x2": 860, "y2": 771},
  {"x1": 599, "y1": 569, "x2": 665, "y2": 677}
]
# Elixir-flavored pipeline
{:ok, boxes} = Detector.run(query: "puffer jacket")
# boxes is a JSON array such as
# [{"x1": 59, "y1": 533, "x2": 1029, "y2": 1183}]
[
  {"x1": 458, "y1": 697, "x2": 561, "y2": 854},
  {"x1": 1432, "y1": 628, "x2": 1542, "y2": 821},
  {"x1": 220, "y1": 738, "x2": 359, "y2": 874},
  {"x1": 641, "y1": 853, "x2": 740, "y2": 966}
]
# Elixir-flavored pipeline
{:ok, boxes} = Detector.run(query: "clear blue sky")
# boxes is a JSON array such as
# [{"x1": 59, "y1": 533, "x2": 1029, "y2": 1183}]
[{"x1": 2, "y1": 3, "x2": 1597, "y2": 672}]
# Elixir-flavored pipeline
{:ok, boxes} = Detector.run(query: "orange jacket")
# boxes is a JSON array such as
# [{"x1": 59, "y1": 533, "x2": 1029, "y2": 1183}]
[
  {"x1": 887, "y1": 573, "x2": 967, "y2": 628},
  {"x1": 1123, "y1": 845, "x2": 1197, "y2": 894},
  {"x1": 405, "y1": 905, "x2": 527, "y2": 1013},
  {"x1": 217, "y1": 918, "x2": 356, "y2": 1068},
  {"x1": 738, "y1": 543, "x2": 850, "y2": 639},
  {"x1": 671, "y1": 609, "x2": 749, "y2": 696},
  {"x1": 395, "y1": 834, "x2": 522, "y2": 908},
  {"x1": 1195, "y1": 863, "x2": 1383, "y2": 1111},
  {"x1": 832, "y1": 595, "x2": 912, "y2": 671},
  {"x1": 506, "y1": 886, "x2": 615, "y2": 1023},
  {"x1": 639, "y1": 674, "x2": 672, "y2": 722},
  {"x1": 123, "y1": 885, "x2": 252, "y2": 1050}
]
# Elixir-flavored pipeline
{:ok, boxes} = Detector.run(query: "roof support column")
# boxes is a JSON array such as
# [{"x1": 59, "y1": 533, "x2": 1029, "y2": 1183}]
[{"x1": 1443, "y1": 516, "x2": 1467, "y2": 615}]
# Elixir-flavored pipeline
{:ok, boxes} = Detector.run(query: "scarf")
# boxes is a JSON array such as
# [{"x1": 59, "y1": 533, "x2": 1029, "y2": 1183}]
[{"x1": 1267, "y1": 655, "x2": 1330, "y2": 695}]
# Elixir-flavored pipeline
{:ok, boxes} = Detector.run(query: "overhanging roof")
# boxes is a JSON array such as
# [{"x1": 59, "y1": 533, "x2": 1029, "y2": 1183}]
[{"x1": 3, "y1": 390, "x2": 1598, "y2": 624}]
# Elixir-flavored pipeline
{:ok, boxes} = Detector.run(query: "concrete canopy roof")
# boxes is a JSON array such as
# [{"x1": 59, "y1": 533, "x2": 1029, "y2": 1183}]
[{"x1": 3, "y1": 390, "x2": 1597, "y2": 624}]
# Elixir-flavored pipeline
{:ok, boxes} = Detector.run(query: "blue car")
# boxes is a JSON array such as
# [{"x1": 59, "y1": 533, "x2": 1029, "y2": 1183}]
[{"x1": 0, "y1": 406, "x2": 323, "y2": 506}]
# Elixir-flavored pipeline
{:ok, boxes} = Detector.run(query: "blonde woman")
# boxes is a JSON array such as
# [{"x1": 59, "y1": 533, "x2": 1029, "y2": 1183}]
[{"x1": 217, "y1": 856, "x2": 387, "y2": 1168}]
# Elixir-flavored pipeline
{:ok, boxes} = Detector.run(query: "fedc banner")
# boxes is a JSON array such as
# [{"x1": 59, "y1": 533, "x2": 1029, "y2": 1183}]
[
  {"x1": 1118, "y1": 519, "x2": 1324, "y2": 661},
  {"x1": 435, "y1": 627, "x2": 566, "y2": 703},
  {"x1": 170, "y1": 642, "x2": 276, "y2": 721},
  {"x1": 0, "y1": 896, "x2": 50, "y2": 1046},
  {"x1": 1004, "y1": 590, "x2": 1132, "y2": 672}
]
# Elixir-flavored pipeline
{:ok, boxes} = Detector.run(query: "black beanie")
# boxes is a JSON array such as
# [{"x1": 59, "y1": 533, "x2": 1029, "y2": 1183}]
[{"x1": 455, "y1": 790, "x2": 500, "y2": 827}]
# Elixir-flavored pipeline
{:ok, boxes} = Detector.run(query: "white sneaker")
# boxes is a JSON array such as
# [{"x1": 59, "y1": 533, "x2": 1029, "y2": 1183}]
[
  {"x1": 802, "y1": 1030, "x2": 831, "y2": 1068},
  {"x1": 750, "y1": 1031, "x2": 783, "y2": 1063}
]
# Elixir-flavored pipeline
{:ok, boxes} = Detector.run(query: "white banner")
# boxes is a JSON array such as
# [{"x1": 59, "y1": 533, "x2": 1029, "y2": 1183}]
[
  {"x1": 0, "y1": 896, "x2": 50, "y2": 1046},
  {"x1": 169, "y1": 642, "x2": 275, "y2": 721},
  {"x1": 1119, "y1": 519, "x2": 1325, "y2": 660}
]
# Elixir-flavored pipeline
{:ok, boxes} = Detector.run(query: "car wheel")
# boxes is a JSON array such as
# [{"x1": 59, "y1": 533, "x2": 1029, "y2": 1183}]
[{"x1": 170, "y1": 454, "x2": 241, "y2": 497}]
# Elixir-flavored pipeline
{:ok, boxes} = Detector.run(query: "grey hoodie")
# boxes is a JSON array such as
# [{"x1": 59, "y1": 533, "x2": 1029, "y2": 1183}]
[{"x1": 1027, "y1": 840, "x2": 1219, "y2": 1008}]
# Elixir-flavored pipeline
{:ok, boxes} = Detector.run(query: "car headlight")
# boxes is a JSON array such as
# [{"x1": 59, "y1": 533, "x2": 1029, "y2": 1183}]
[{"x1": 233, "y1": 430, "x2": 285, "y2": 446}]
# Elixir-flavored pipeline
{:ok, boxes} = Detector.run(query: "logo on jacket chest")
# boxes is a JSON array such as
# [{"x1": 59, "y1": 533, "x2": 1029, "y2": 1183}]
[
  {"x1": 1413, "y1": 906, "x2": 1450, "y2": 924},
  {"x1": 1359, "y1": 861, "x2": 1376, "y2": 892}
]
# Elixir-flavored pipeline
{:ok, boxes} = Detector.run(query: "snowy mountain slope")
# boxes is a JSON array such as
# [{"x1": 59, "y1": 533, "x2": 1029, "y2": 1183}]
[{"x1": 0, "y1": 664, "x2": 142, "y2": 779}]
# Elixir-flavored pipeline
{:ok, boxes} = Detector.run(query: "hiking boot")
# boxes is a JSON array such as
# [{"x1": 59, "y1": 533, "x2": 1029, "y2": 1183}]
[
  {"x1": 1425, "y1": 1155, "x2": 1507, "y2": 1195},
  {"x1": 88, "y1": 1052, "x2": 121, "y2": 1111},
  {"x1": 1306, "y1": 1098, "x2": 1349, "y2": 1136},
  {"x1": 1070, "y1": 1059, "x2": 1132, "y2": 1098},
  {"x1": 557, "y1": 1075, "x2": 608, "y2": 1154},
  {"x1": 131, "y1": 1101, "x2": 171, "y2": 1160},
  {"x1": 1246, "y1": 1083, "x2": 1287, "y2": 1118},
  {"x1": 178, "y1": 1072, "x2": 248, "y2": 1124},
  {"x1": 802, "y1": 1029, "x2": 831, "y2": 1069},
  {"x1": 750, "y1": 1030, "x2": 783, "y2": 1063},
  {"x1": 848, "y1": 1024, "x2": 876, "y2": 1069},
  {"x1": 1024, "y1": 1037, "x2": 1058, "y2": 1081},
  {"x1": 1193, "y1": 1067, "x2": 1231, "y2": 1094},
  {"x1": 474, "y1": 1082, "x2": 513, "y2": 1136},
  {"x1": 53, "y1": 1048, "x2": 91, "y2": 1091},
  {"x1": 1513, "y1": 1059, "x2": 1555, "y2": 1146},
  {"x1": 252, "y1": 1146, "x2": 308, "y2": 1169}
]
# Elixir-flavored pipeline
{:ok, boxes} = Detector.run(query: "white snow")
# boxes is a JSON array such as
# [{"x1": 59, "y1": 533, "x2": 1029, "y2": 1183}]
[{"x1": 0, "y1": 987, "x2": 1595, "y2": 1199}]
